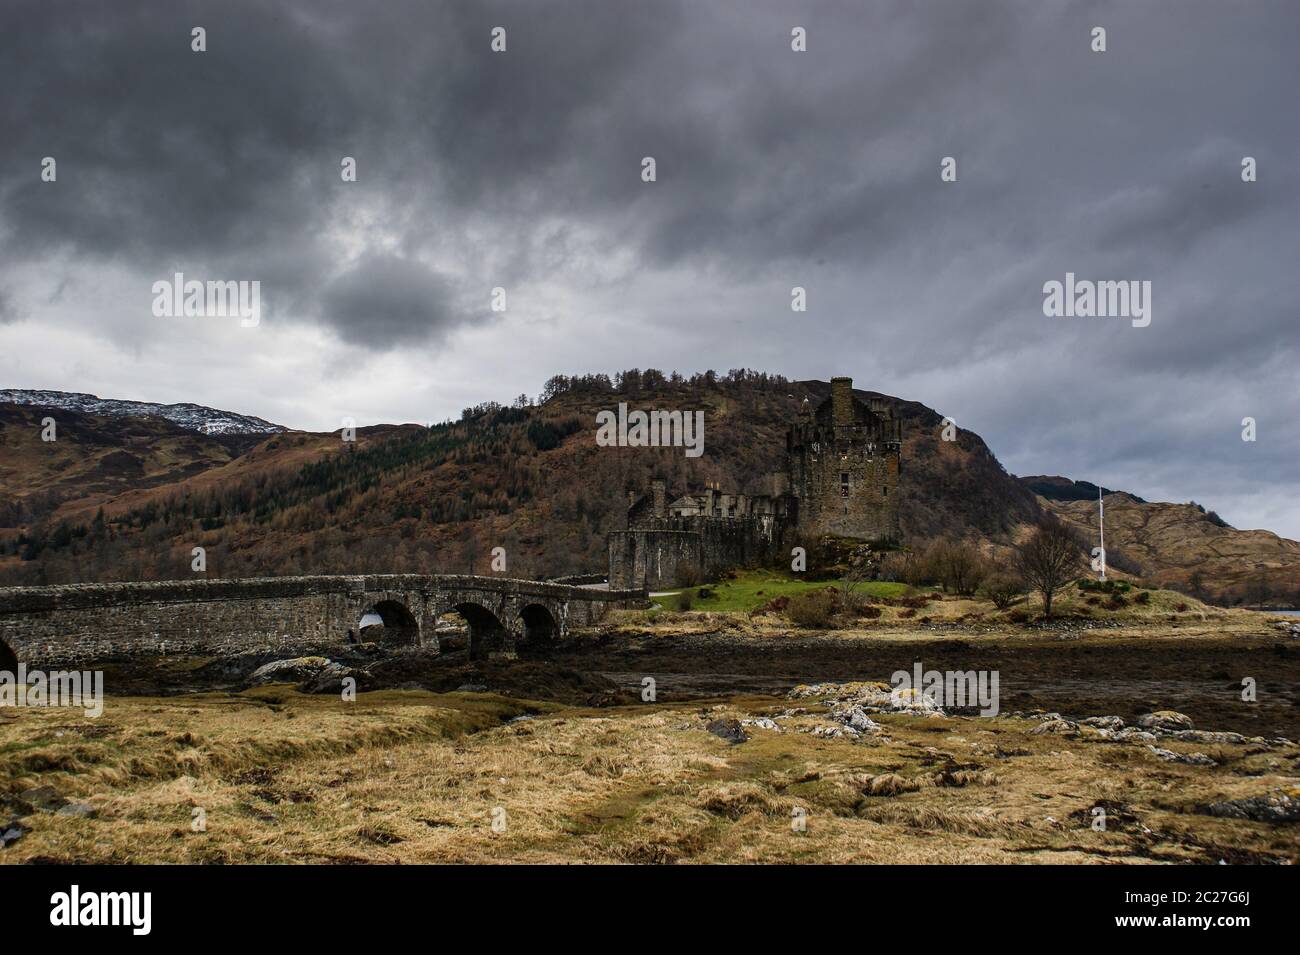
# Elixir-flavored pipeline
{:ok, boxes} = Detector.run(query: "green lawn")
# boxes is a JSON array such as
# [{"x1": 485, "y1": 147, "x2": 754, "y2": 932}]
[{"x1": 667, "y1": 569, "x2": 910, "y2": 612}]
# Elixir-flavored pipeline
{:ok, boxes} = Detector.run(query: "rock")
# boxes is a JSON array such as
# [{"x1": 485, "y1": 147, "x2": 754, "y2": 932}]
[
  {"x1": 741, "y1": 717, "x2": 779, "y2": 731},
  {"x1": 830, "y1": 703, "x2": 881, "y2": 733},
  {"x1": 1201, "y1": 791, "x2": 1300, "y2": 824},
  {"x1": 249, "y1": 656, "x2": 331, "y2": 685},
  {"x1": 1137, "y1": 710, "x2": 1194, "y2": 733},
  {"x1": 56, "y1": 802, "x2": 97, "y2": 819},
  {"x1": 705, "y1": 719, "x2": 749, "y2": 744},
  {"x1": 1146, "y1": 745, "x2": 1216, "y2": 765},
  {"x1": 789, "y1": 681, "x2": 891, "y2": 706},
  {"x1": 455, "y1": 683, "x2": 488, "y2": 693},
  {"x1": 888, "y1": 687, "x2": 943, "y2": 714},
  {"x1": 1082, "y1": 716, "x2": 1125, "y2": 730},
  {"x1": 19, "y1": 785, "x2": 67, "y2": 813},
  {"x1": 810, "y1": 724, "x2": 860, "y2": 739},
  {"x1": 1030, "y1": 718, "x2": 1078, "y2": 737},
  {"x1": 1, "y1": 820, "x2": 26, "y2": 848},
  {"x1": 300, "y1": 662, "x2": 359, "y2": 694},
  {"x1": 1114, "y1": 727, "x2": 1159, "y2": 743},
  {"x1": 0, "y1": 793, "x2": 33, "y2": 818},
  {"x1": 1167, "y1": 730, "x2": 1247, "y2": 745}
]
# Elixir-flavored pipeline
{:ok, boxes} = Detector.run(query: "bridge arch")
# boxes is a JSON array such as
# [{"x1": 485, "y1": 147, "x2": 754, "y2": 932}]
[
  {"x1": 520, "y1": 603, "x2": 559, "y2": 649},
  {"x1": 444, "y1": 602, "x2": 510, "y2": 660},
  {"x1": 356, "y1": 599, "x2": 419, "y2": 646},
  {"x1": 0, "y1": 635, "x2": 16, "y2": 674}
]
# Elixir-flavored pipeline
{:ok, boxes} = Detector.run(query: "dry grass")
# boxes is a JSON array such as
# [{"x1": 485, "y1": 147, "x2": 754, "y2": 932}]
[{"x1": 2, "y1": 679, "x2": 1296, "y2": 865}]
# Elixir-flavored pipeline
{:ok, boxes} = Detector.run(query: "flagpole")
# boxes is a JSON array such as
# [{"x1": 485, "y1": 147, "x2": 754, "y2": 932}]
[{"x1": 1098, "y1": 486, "x2": 1106, "y2": 582}]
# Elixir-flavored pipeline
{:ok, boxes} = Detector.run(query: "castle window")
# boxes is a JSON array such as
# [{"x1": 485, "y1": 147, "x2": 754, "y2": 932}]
[
  {"x1": 882, "y1": 486, "x2": 888, "y2": 498},
  {"x1": 840, "y1": 472, "x2": 849, "y2": 497}
]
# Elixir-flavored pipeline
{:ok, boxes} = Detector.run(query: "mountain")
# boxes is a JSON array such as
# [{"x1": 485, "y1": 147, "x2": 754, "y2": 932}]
[
  {"x1": 1041, "y1": 493, "x2": 1299, "y2": 601},
  {"x1": 1018, "y1": 475, "x2": 1147, "y2": 505},
  {"x1": 0, "y1": 372, "x2": 1295, "y2": 605},
  {"x1": 0, "y1": 389, "x2": 284, "y2": 436},
  {"x1": 0, "y1": 403, "x2": 245, "y2": 522}
]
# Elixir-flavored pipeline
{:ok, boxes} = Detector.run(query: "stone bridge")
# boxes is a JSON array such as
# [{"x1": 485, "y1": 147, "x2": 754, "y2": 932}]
[{"x1": 0, "y1": 575, "x2": 646, "y2": 669}]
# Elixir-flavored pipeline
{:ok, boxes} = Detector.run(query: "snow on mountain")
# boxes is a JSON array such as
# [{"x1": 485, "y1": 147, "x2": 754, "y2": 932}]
[{"x1": 0, "y1": 389, "x2": 285, "y2": 436}]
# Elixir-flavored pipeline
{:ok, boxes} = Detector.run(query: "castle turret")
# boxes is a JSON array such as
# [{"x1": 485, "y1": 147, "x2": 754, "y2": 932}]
[{"x1": 831, "y1": 376, "x2": 854, "y2": 428}]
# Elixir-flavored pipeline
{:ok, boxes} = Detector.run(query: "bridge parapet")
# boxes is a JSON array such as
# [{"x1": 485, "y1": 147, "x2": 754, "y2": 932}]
[
  {"x1": 0, "y1": 574, "x2": 647, "y2": 667},
  {"x1": 0, "y1": 574, "x2": 644, "y2": 614}
]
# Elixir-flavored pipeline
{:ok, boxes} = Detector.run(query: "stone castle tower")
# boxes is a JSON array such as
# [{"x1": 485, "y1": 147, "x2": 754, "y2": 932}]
[
  {"x1": 608, "y1": 376, "x2": 902, "y2": 589},
  {"x1": 788, "y1": 376, "x2": 901, "y2": 544}
]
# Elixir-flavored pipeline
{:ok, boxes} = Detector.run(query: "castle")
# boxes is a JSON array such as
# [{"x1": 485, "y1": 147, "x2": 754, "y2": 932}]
[{"x1": 607, "y1": 377, "x2": 901, "y2": 589}]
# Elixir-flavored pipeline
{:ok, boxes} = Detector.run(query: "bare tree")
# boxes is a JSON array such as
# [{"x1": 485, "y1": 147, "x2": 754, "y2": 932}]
[
  {"x1": 933, "y1": 537, "x2": 987, "y2": 596},
  {"x1": 983, "y1": 572, "x2": 1026, "y2": 610},
  {"x1": 1245, "y1": 572, "x2": 1271, "y2": 610},
  {"x1": 1014, "y1": 521, "x2": 1084, "y2": 617}
]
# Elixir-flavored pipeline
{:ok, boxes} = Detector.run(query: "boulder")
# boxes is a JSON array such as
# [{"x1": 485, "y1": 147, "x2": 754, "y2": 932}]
[
  {"x1": 299, "y1": 662, "x2": 359, "y2": 695},
  {"x1": 1167, "y1": 730, "x2": 1247, "y2": 745},
  {"x1": 19, "y1": 785, "x2": 67, "y2": 813},
  {"x1": 811, "y1": 724, "x2": 860, "y2": 739},
  {"x1": 56, "y1": 802, "x2": 98, "y2": 819},
  {"x1": 1201, "y1": 791, "x2": 1299, "y2": 824},
  {"x1": 888, "y1": 687, "x2": 943, "y2": 714},
  {"x1": 1146, "y1": 745, "x2": 1215, "y2": 766},
  {"x1": 249, "y1": 656, "x2": 331, "y2": 685},
  {"x1": 0, "y1": 820, "x2": 26, "y2": 848},
  {"x1": 1082, "y1": 716, "x2": 1125, "y2": 731},
  {"x1": 830, "y1": 703, "x2": 881, "y2": 733},
  {"x1": 705, "y1": 719, "x2": 749, "y2": 744},
  {"x1": 1115, "y1": 728, "x2": 1158, "y2": 743},
  {"x1": 1030, "y1": 718, "x2": 1078, "y2": 737},
  {"x1": 1137, "y1": 710, "x2": 1194, "y2": 733}
]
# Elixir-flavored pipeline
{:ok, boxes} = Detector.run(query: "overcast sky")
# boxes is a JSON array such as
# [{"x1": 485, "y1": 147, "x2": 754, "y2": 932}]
[{"x1": 1, "y1": 0, "x2": 1296, "y2": 537}]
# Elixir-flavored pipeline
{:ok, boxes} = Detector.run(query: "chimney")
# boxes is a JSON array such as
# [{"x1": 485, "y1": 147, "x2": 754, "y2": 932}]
[
  {"x1": 831, "y1": 376, "x2": 853, "y2": 427},
  {"x1": 652, "y1": 479, "x2": 667, "y2": 518}
]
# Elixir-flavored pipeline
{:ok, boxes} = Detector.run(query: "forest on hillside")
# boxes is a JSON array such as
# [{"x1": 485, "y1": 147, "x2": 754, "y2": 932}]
[{"x1": 8, "y1": 368, "x2": 1285, "y2": 606}]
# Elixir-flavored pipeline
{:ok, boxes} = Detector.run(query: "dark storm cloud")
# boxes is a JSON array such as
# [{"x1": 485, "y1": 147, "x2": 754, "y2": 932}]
[
  {"x1": 0, "y1": 0, "x2": 1296, "y2": 531},
  {"x1": 320, "y1": 254, "x2": 460, "y2": 347}
]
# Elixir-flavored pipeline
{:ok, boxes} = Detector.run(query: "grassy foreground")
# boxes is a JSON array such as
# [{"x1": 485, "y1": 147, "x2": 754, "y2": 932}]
[{"x1": 2, "y1": 672, "x2": 1296, "y2": 864}]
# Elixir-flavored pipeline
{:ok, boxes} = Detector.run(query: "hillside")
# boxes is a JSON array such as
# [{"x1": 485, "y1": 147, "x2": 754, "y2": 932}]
[
  {"x1": 0, "y1": 373, "x2": 1295, "y2": 605},
  {"x1": 0, "y1": 374, "x2": 1038, "y2": 584},
  {"x1": 1042, "y1": 493, "x2": 1300, "y2": 604},
  {"x1": 1018, "y1": 475, "x2": 1146, "y2": 504},
  {"x1": 0, "y1": 403, "x2": 265, "y2": 529},
  {"x1": 0, "y1": 389, "x2": 283, "y2": 435}
]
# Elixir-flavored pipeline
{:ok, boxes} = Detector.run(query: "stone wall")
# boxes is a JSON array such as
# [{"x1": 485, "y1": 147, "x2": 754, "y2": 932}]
[
  {"x1": 0, "y1": 575, "x2": 645, "y2": 668},
  {"x1": 608, "y1": 516, "x2": 793, "y2": 590}
]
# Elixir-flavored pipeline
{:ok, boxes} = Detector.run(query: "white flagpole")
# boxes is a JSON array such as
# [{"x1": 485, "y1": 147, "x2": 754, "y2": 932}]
[{"x1": 1098, "y1": 486, "x2": 1106, "y2": 581}]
